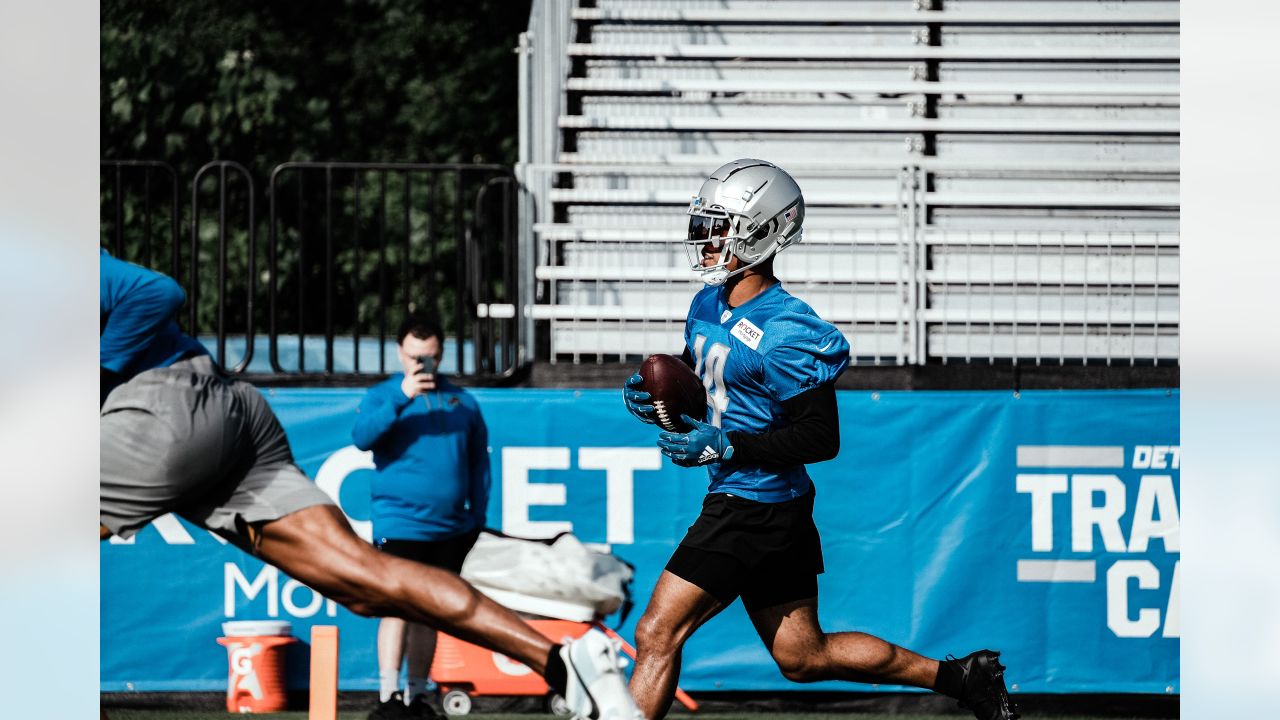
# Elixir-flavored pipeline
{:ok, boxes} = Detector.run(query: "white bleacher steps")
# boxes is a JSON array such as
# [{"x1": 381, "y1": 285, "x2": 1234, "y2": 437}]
[
  {"x1": 579, "y1": 97, "x2": 918, "y2": 122},
  {"x1": 572, "y1": 132, "x2": 921, "y2": 161},
  {"x1": 931, "y1": 135, "x2": 1177, "y2": 163},
  {"x1": 553, "y1": 155, "x2": 1181, "y2": 175},
  {"x1": 558, "y1": 207, "x2": 1178, "y2": 234},
  {"x1": 555, "y1": 321, "x2": 1178, "y2": 349},
  {"x1": 936, "y1": 63, "x2": 1177, "y2": 85},
  {"x1": 542, "y1": 247, "x2": 1179, "y2": 282},
  {"x1": 566, "y1": 44, "x2": 1180, "y2": 62},
  {"x1": 532, "y1": 305, "x2": 1177, "y2": 327},
  {"x1": 925, "y1": 230, "x2": 1179, "y2": 248},
  {"x1": 561, "y1": 204, "x2": 899, "y2": 227},
  {"x1": 546, "y1": 324, "x2": 1178, "y2": 364},
  {"x1": 538, "y1": 264, "x2": 899, "y2": 284},
  {"x1": 548, "y1": 187, "x2": 900, "y2": 206},
  {"x1": 583, "y1": 60, "x2": 1178, "y2": 85},
  {"x1": 545, "y1": 285, "x2": 903, "y2": 321},
  {"x1": 538, "y1": 287, "x2": 1177, "y2": 325},
  {"x1": 566, "y1": 77, "x2": 1178, "y2": 98},
  {"x1": 547, "y1": 188, "x2": 1178, "y2": 209},
  {"x1": 588, "y1": 26, "x2": 919, "y2": 48},
  {"x1": 559, "y1": 115, "x2": 1179, "y2": 134},
  {"x1": 538, "y1": 254, "x2": 1179, "y2": 286},
  {"x1": 538, "y1": 225, "x2": 900, "y2": 244},
  {"x1": 585, "y1": 27, "x2": 1177, "y2": 52},
  {"x1": 576, "y1": 97, "x2": 1178, "y2": 123},
  {"x1": 927, "y1": 328, "x2": 1179, "y2": 362},
  {"x1": 927, "y1": 253, "x2": 1180, "y2": 285},
  {"x1": 570, "y1": 134, "x2": 1177, "y2": 164},
  {"x1": 549, "y1": 169, "x2": 1176, "y2": 199},
  {"x1": 574, "y1": 5, "x2": 1180, "y2": 25},
  {"x1": 537, "y1": 225, "x2": 1179, "y2": 248},
  {"x1": 584, "y1": 60, "x2": 919, "y2": 83},
  {"x1": 527, "y1": 0, "x2": 1180, "y2": 364},
  {"x1": 561, "y1": 169, "x2": 900, "y2": 194},
  {"x1": 924, "y1": 309, "x2": 1178, "y2": 327},
  {"x1": 548, "y1": 323, "x2": 909, "y2": 360}
]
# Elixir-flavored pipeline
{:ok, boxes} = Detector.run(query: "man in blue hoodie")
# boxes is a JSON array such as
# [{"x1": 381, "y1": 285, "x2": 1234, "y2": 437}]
[{"x1": 353, "y1": 314, "x2": 490, "y2": 719}]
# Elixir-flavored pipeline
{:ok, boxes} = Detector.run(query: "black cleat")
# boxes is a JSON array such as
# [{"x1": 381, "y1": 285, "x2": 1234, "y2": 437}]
[
  {"x1": 952, "y1": 650, "x2": 1020, "y2": 720},
  {"x1": 405, "y1": 693, "x2": 443, "y2": 719},
  {"x1": 369, "y1": 691, "x2": 413, "y2": 720}
]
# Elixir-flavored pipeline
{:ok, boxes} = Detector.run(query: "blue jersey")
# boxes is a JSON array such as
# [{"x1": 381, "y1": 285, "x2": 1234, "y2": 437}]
[
  {"x1": 100, "y1": 249, "x2": 208, "y2": 379},
  {"x1": 684, "y1": 282, "x2": 850, "y2": 502}
]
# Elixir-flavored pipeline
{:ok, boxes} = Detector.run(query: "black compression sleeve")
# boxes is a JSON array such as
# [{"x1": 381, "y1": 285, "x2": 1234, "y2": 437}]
[{"x1": 726, "y1": 383, "x2": 840, "y2": 468}]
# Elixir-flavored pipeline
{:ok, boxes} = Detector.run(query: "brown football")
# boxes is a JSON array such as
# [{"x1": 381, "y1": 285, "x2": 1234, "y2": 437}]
[{"x1": 639, "y1": 354, "x2": 707, "y2": 433}]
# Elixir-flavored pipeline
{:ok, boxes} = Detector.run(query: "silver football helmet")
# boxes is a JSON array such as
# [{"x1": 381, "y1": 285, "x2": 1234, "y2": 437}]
[{"x1": 683, "y1": 158, "x2": 805, "y2": 286}]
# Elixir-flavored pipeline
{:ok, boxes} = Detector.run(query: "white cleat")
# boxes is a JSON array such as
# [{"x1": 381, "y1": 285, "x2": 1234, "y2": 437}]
[{"x1": 560, "y1": 629, "x2": 646, "y2": 720}]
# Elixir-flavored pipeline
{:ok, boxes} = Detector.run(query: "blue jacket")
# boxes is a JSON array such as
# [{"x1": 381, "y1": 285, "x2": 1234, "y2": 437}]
[{"x1": 352, "y1": 375, "x2": 491, "y2": 542}]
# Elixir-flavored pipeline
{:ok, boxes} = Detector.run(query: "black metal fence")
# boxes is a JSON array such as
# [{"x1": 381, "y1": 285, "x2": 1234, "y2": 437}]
[
  {"x1": 101, "y1": 160, "x2": 522, "y2": 383},
  {"x1": 101, "y1": 160, "x2": 182, "y2": 281}
]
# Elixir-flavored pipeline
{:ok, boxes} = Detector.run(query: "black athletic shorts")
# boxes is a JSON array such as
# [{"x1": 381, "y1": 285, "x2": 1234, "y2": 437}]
[
  {"x1": 665, "y1": 487, "x2": 824, "y2": 612},
  {"x1": 376, "y1": 530, "x2": 480, "y2": 574}
]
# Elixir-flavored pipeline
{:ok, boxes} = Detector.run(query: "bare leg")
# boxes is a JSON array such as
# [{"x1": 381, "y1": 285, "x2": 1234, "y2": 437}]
[
  {"x1": 629, "y1": 571, "x2": 725, "y2": 719},
  {"x1": 254, "y1": 505, "x2": 554, "y2": 672},
  {"x1": 405, "y1": 623, "x2": 439, "y2": 688},
  {"x1": 377, "y1": 616, "x2": 407, "y2": 698},
  {"x1": 748, "y1": 597, "x2": 938, "y2": 688}
]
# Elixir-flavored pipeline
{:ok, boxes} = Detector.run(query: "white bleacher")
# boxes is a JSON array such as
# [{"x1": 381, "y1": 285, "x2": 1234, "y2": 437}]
[{"x1": 519, "y1": 0, "x2": 1179, "y2": 365}]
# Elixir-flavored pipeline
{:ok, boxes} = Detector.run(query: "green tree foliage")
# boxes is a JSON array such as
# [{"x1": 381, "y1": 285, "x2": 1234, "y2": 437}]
[
  {"x1": 102, "y1": 0, "x2": 530, "y2": 173},
  {"x1": 101, "y1": 0, "x2": 531, "y2": 374}
]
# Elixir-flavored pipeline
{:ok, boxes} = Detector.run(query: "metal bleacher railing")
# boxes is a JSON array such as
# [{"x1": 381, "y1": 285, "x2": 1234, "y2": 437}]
[
  {"x1": 101, "y1": 160, "x2": 523, "y2": 382},
  {"x1": 516, "y1": 0, "x2": 1180, "y2": 367}
]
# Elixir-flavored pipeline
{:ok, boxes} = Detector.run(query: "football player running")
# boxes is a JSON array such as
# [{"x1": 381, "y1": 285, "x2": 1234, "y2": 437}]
[{"x1": 621, "y1": 159, "x2": 1018, "y2": 720}]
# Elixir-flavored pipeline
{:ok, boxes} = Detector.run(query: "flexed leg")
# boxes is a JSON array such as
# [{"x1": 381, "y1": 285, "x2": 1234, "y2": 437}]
[{"x1": 629, "y1": 571, "x2": 726, "y2": 719}]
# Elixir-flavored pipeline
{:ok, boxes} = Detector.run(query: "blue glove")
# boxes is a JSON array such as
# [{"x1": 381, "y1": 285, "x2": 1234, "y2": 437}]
[
  {"x1": 657, "y1": 415, "x2": 735, "y2": 467},
  {"x1": 622, "y1": 373, "x2": 658, "y2": 424}
]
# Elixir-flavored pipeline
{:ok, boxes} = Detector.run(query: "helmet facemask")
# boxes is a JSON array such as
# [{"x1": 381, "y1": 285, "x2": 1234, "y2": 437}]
[{"x1": 683, "y1": 198, "x2": 797, "y2": 287}]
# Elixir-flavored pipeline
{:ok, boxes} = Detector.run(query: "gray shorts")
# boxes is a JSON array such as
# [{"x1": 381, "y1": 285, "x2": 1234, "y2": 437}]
[{"x1": 100, "y1": 356, "x2": 334, "y2": 547}]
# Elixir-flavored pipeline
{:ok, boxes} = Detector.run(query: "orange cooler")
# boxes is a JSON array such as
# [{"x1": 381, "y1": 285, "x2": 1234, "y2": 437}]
[
  {"x1": 434, "y1": 619, "x2": 588, "y2": 696},
  {"x1": 217, "y1": 620, "x2": 297, "y2": 713},
  {"x1": 432, "y1": 620, "x2": 698, "y2": 716},
  {"x1": 433, "y1": 620, "x2": 588, "y2": 714}
]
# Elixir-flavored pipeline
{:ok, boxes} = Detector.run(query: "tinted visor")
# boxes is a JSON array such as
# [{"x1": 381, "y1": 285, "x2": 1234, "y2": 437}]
[{"x1": 688, "y1": 215, "x2": 733, "y2": 243}]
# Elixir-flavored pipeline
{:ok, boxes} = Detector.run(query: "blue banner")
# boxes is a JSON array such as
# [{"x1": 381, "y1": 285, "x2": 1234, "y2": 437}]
[{"x1": 102, "y1": 388, "x2": 1179, "y2": 694}]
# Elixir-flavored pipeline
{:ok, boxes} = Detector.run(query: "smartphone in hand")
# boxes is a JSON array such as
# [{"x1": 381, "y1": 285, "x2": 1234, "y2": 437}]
[{"x1": 415, "y1": 355, "x2": 437, "y2": 377}]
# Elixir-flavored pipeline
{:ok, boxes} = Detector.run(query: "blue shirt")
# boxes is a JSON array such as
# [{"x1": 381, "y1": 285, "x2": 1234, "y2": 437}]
[
  {"x1": 684, "y1": 282, "x2": 850, "y2": 502},
  {"x1": 100, "y1": 249, "x2": 209, "y2": 379},
  {"x1": 352, "y1": 375, "x2": 491, "y2": 542}
]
